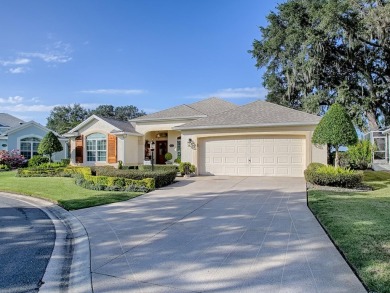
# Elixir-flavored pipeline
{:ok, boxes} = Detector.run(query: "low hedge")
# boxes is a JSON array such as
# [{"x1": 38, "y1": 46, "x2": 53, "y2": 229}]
[
  {"x1": 94, "y1": 168, "x2": 176, "y2": 188},
  {"x1": 17, "y1": 166, "x2": 91, "y2": 177},
  {"x1": 76, "y1": 174, "x2": 154, "y2": 192},
  {"x1": 304, "y1": 163, "x2": 363, "y2": 188},
  {"x1": 17, "y1": 166, "x2": 155, "y2": 192},
  {"x1": 138, "y1": 164, "x2": 178, "y2": 172}
]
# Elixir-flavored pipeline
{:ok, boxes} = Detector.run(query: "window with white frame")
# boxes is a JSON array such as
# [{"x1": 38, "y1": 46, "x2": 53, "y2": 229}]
[
  {"x1": 86, "y1": 133, "x2": 106, "y2": 162},
  {"x1": 20, "y1": 137, "x2": 41, "y2": 159}
]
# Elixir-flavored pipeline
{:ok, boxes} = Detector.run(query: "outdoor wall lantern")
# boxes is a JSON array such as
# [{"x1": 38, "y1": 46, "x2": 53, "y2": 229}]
[{"x1": 187, "y1": 138, "x2": 196, "y2": 149}]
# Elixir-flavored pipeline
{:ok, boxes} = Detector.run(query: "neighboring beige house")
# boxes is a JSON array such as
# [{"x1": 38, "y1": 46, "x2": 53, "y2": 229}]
[{"x1": 64, "y1": 98, "x2": 327, "y2": 177}]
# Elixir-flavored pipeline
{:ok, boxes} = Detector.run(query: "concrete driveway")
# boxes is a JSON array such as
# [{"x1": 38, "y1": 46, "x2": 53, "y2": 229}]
[{"x1": 72, "y1": 176, "x2": 366, "y2": 293}]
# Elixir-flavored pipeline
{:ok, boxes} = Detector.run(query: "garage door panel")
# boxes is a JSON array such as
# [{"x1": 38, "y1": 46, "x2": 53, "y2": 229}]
[
  {"x1": 277, "y1": 145, "x2": 289, "y2": 153},
  {"x1": 276, "y1": 167, "x2": 289, "y2": 175},
  {"x1": 263, "y1": 156, "x2": 275, "y2": 164},
  {"x1": 263, "y1": 145, "x2": 275, "y2": 153},
  {"x1": 291, "y1": 156, "x2": 303, "y2": 164},
  {"x1": 277, "y1": 156, "x2": 289, "y2": 164},
  {"x1": 213, "y1": 157, "x2": 223, "y2": 164},
  {"x1": 249, "y1": 167, "x2": 262, "y2": 175},
  {"x1": 224, "y1": 157, "x2": 236, "y2": 164},
  {"x1": 225, "y1": 146, "x2": 235, "y2": 153},
  {"x1": 199, "y1": 136, "x2": 305, "y2": 177}
]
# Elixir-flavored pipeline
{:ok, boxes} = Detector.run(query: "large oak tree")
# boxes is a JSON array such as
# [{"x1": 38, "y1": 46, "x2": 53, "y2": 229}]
[{"x1": 250, "y1": 0, "x2": 390, "y2": 131}]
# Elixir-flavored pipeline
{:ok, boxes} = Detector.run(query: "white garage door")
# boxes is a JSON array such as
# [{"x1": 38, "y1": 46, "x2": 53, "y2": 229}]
[{"x1": 199, "y1": 136, "x2": 305, "y2": 177}]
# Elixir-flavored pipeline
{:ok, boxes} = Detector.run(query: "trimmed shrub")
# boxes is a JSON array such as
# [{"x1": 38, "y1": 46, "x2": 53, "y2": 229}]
[
  {"x1": 347, "y1": 140, "x2": 375, "y2": 170},
  {"x1": 179, "y1": 162, "x2": 196, "y2": 175},
  {"x1": 312, "y1": 103, "x2": 358, "y2": 167},
  {"x1": 165, "y1": 152, "x2": 173, "y2": 161},
  {"x1": 28, "y1": 155, "x2": 49, "y2": 167},
  {"x1": 61, "y1": 158, "x2": 70, "y2": 166},
  {"x1": 94, "y1": 168, "x2": 176, "y2": 188},
  {"x1": 0, "y1": 164, "x2": 10, "y2": 171},
  {"x1": 304, "y1": 165, "x2": 363, "y2": 188}
]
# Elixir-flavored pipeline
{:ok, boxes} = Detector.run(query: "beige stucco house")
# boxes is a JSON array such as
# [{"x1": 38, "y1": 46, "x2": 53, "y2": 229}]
[{"x1": 64, "y1": 98, "x2": 327, "y2": 177}]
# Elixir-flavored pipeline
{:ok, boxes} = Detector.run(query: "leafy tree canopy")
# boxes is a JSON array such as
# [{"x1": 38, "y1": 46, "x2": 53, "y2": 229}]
[
  {"x1": 47, "y1": 104, "x2": 91, "y2": 134},
  {"x1": 250, "y1": 0, "x2": 390, "y2": 131},
  {"x1": 38, "y1": 132, "x2": 63, "y2": 162},
  {"x1": 312, "y1": 103, "x2": 358, "y2": 166},
  {"x1": 46, "y1": 104, "x2": 146, "y2": 134},
  {"x1": 91, "y1": 105, "x2": 146, "y2": 121}
]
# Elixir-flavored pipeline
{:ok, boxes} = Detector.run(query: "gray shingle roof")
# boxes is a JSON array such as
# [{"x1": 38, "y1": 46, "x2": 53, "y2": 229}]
[
  {"x1": 176, "y1": 100, "x2": 322, "y2": 129},
  {"x1": 97, "y1": 116, "x2": 138, "y2": 133},
  {"x1": 131, "y1": 97, "x2": 237, "y2": 121},
  {"x1": 187, "y1": 98, "x2": 237, "y2": 116},
  {"x1": 0, "y1": 113, "x2": 25, "y2": 128}
]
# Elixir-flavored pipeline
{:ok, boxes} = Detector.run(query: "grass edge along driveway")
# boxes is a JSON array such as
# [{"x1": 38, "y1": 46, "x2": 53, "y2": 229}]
[
  {"x1": 0, "y1": 171, "x2": 142, "y2": 210},
  {"x1": 308, "y1": 170, "x2": 390, "y2": 293}
]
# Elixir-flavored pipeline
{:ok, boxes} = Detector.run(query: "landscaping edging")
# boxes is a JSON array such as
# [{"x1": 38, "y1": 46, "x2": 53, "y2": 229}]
[
  {"x1": 305, "y1": 186, "x2": 369, "y2": 293},
  {"x1": 0, "y1": 192, "x2": 92, "y2": 293}
]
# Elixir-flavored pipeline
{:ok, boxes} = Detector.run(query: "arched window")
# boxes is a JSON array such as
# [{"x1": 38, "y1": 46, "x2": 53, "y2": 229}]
[
  {"x1": 86, "y1": 133, "x2": 106, "y2": 162},
  {"x1": 20, "y1": 137, "x2": 41, "y2": 159}
]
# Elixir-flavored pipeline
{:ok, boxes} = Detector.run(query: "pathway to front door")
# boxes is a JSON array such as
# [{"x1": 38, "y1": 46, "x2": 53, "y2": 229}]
[{"x1": 72, "y1": 176, "x2": 366, "y2": 293}]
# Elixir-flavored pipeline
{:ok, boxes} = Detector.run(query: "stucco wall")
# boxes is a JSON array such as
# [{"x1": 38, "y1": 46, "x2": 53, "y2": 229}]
[{"x1": 123, "y1": 136, "x2": 139, "y2": 165}]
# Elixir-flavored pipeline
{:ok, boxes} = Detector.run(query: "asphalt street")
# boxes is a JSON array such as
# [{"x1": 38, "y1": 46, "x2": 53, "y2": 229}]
[{"x1": 0, "y1": 195, "x2": 55, "y2": 293}]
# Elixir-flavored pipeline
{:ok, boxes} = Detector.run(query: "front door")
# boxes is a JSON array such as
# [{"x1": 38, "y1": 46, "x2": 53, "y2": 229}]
[{"x1": 156, "y1": 141, "x2": 168, "y2": 164}]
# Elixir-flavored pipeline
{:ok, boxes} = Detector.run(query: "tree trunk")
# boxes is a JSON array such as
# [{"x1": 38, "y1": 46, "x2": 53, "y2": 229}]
[
  {"x1": 367, "y1": 110, "x2": 379, "y2": 131},
  {"x1": 335, "y1": 147, "x2": 340, "y2": 167}
]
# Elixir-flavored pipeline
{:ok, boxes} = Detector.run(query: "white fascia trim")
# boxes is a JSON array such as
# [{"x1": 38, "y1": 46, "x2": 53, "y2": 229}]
[
  {"x1": 110, "y1": 131, "x2": 143, "y2": 137},
  {"x1": 67, "y1": 115, "x2": 99, "y2": 133},
  {"x1": 174, "y1": 122, "x2": 319, "y2": 130}
]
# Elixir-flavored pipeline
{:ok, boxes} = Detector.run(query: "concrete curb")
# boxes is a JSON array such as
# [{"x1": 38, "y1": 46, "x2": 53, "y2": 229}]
[{"x1": 0, "y1": 192, "x2": 92, "y2": 293}]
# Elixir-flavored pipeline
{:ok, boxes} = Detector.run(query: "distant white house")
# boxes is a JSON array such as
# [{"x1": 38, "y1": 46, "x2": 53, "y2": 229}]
[{"x1": 0, "y1": 113, "x2": 67, "y2": 161}]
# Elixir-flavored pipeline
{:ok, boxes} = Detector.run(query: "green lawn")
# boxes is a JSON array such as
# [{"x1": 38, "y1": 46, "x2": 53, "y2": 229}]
[
  {"x1": 308, "y1": 170, "x2": 390, "y2": 293},
  {"x1": 0, "y1": 171, "x2": 142, "y2": 210}
]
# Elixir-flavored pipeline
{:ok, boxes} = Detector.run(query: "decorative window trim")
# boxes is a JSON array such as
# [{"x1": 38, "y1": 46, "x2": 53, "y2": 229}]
[
  {"x1": 17, "y1": 134, "x2": 43, "y2": 159},
  {"x1": 86, "y1": 133, "x2": 107, "y2": 162}
]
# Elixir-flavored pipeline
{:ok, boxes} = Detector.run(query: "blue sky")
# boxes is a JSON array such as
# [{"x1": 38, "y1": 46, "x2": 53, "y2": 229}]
[{"x1": 1, "y1": 1, "x2": 279, "y2": 125}]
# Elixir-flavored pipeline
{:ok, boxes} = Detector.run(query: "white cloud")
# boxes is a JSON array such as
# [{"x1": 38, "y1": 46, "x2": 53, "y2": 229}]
[
  {"x1": 21, "y1": 41, "x2": 73, "y2": 64},
  {"x1": 9, "y1": 67, "x2": 28, "y2": 74},
  {"x1": 0, "y1": 58, "x2": 31, "y2": 66},
  {"x1": 0, "y1": 96, "x2": 24, "y2": 104},
  {"x1": 21, "y1": 52, "x2": 71, "y2": 63},
  {"x1": 188, "y1": 87, "x2": 267, "y2": 99},
  {"x1": 80, "y1": 89, "x2": 146, "y2": 95},
  {"x1": 1, "y1": 104, "x2": 55, "y2": 112}
]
